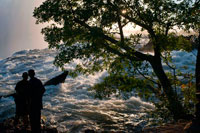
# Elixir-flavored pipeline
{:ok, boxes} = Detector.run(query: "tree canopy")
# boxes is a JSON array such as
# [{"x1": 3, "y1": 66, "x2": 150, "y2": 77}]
[{"x1": 34, "y1": 0, "x2": 200, "y2": 120}]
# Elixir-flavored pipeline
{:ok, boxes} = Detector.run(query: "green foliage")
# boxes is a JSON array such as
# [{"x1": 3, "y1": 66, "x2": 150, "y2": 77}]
[
  {"x1": 34, "y1": 0, "x2": 200, "y2": 121},
  {"x1": 90, "y1": 58, "x2": 155, "y2": 100},
  {"x1": 90, "y1": 74, "x2": 143, "y2": 99},
  {"x1": 149, "y1": 102, "x2": 173, "y2": 124},
  {"x1": 33, "y1": 0, "x2": 199, "y2": 71},
  {"x1": 161, "y1": 52, "x2": 197, "y2": 115},
  {"x1": 180, "y1": 74, "x2": 197, "y2": 112},
  {"x1": 157, "y1": 33, "x2": 193, "y2": 52}
]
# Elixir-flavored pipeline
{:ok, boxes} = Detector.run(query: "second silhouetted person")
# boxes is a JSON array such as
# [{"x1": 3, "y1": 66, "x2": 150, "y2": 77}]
[{"x1": 28, "y1": 69, "x2": 45, "y2": 133}]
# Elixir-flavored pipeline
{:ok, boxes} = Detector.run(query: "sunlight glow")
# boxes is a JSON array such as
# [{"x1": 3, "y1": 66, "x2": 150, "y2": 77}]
[{"x1": 121, "y1": 9, "x2": 127, "y2": 14}]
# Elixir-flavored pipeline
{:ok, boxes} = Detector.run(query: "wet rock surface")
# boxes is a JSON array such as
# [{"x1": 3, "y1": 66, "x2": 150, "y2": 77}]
[
  {"x1": 142, "y1": 120, "x2": 189, "y2": 133},
  {"x1": 0, "y1": 117, "x2": 58, "y2": 133}
]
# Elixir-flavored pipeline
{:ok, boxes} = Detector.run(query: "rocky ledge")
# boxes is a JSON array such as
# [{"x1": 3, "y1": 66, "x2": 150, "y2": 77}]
[
  {"x1": 0, "y1": 117, "x2": 58, "y2": 133},
  {"x1": 142, "y1": 120, "x2": 190, "y2": 133}
]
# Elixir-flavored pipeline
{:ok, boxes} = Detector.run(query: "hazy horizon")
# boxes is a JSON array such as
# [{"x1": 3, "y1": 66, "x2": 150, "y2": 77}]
[{"x1": 0, "y1": 0, "x2": 48, "y2": 59}]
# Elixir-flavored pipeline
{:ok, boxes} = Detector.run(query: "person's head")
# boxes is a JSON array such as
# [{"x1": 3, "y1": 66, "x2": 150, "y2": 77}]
[
  {"x1": 22, "y1": 72, "x2": 28, "y2": 80},
  {"x1": 28, "y1": 69, "x2": 35, "y2": 79}
]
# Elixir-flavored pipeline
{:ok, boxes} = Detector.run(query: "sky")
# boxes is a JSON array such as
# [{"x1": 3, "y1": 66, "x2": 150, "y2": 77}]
[{"x1": 0, "y1": 0, "x2": 47, "y2": 58}]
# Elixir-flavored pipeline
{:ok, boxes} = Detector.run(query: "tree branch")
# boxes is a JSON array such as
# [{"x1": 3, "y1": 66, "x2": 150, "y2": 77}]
[
  {"x1": 135, "y1": 67, "x2": 160, "y2": 86},
  {"x1": 117, "y1": 11, "x2": 125, "y2": 44},
  {"x1": 73, "y1": 18, "x2": 153, "y2": 61}
]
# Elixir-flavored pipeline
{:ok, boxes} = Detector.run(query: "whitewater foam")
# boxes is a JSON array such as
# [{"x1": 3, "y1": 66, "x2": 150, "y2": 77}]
[{"x1": 0, "y1": 48, "x2": 196, "y2": 132}]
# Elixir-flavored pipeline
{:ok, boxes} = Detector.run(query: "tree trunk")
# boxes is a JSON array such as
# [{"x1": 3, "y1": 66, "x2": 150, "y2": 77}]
[
  {"x1": 196, "y1": 31, "x2": 200, "y2": 91},
  {"x1": 150, "y1": 56, "x2": 186, "y2": 120},
  {"x1": 195, "y1": 31, "x2": 200, "y2": 120}
]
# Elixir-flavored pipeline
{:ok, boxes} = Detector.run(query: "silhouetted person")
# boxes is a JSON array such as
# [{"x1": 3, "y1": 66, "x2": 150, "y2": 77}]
[
  {"x1": 14, "y1": 72, "x2": 29, "y2": 125},
  {"x1": 28, "y1": 69, "x2": 45, "y2": 133}
]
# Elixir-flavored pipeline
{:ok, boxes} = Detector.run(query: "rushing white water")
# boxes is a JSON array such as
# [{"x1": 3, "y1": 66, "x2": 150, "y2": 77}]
[
  {"x1": 0, "y1": 48, "x2": 197, "y2": 132},
  {"x1": 0, "y1": 49, "x2": 155, "y2": 132}
]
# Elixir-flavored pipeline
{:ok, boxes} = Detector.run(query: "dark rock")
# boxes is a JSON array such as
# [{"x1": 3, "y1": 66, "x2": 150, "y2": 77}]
[
  {"x1": 143, "y1": 120, "x2": 189, "y2": 133},
  {"x1": 44, "y1": 71, "x2": 68, "y2": 86},
  {"x1": 139, "y1": 41, "x2": 154, "y2": 52},
  {"x1": 85, "y1": 129, "x2": 96, "y2": 133},
  {"x1": 0, "y1": 117, "x2": 58, "y2": 133}
]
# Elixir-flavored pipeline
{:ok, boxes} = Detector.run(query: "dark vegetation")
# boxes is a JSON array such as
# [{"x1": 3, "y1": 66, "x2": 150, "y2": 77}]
[{"x1": 33, "y1": 0, "x2": 200, "y2": 122}]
